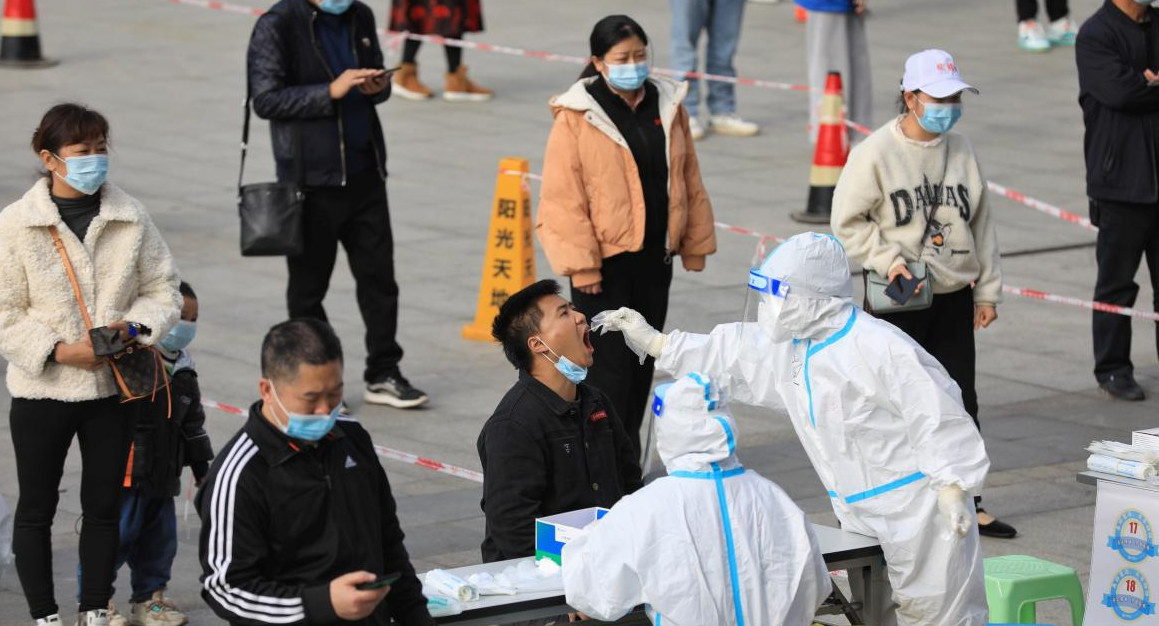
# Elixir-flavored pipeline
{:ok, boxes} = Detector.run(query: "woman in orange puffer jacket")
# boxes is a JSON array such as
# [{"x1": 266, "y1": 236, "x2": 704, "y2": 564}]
[{"x1": 536, "y1": 14, "x2": 716, "y2": 460}]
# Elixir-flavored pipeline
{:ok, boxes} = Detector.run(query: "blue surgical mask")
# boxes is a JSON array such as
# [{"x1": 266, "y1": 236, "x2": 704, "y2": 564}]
[
  {"x1": 52, "y1": 153, "x2": 108, "y2": 196},
  {"x1": 605, "y1": 62, "x2": 650, "y2": 92},
  {"x1": 269, "y1": 384, "x2": 340, "y2": 441},
  {"x1": 913, "y1": 102, "x2": 962, "y2": 135},
  {"x1": 537, "y1": 338, "x2": 588, "y2": 384},
  {"x1": 159, "y1": 320, "x2": 197, "y2": 353},
  {"x1": 317, "y1": 0, "x2": 354, "y2": 14}
]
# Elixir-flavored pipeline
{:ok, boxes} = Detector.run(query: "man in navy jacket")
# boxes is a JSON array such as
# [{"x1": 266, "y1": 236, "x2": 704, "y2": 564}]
[{"x1": 1076, "y1": 0, "x2": 1159, "y2": 401}]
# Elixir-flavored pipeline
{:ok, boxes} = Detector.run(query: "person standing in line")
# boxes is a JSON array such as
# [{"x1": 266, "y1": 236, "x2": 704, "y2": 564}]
[
  {"x1": 536, "y1": 14, "x2": 716, "y2": 458},
  {"x1": 389, "y1": 0, "x2": 493, "y2": 101},
  {"x1": 830, "y1": 50, "x2": 1018, "y2": 539},
  {"x1": 1016, "y1": 0, "x2": 1079, "y2": 51},
  {"x1": 247, "y1": 0, "x2": 428, "y2": 409},
  {"x1": 670, "y1": 0, "x2": 761, "y2": 140},
  {"x1": 796, "y1": 0, "x2": 872, "y2": 143},
  {"x1": 0, "y1": 103, "x2": 182, "y2": 626},
  {"x1": 1075, "y1": 0, "x2": 1159, "y2": 401}
]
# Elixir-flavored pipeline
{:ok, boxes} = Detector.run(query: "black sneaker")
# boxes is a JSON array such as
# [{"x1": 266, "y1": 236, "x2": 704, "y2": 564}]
[
  {"x1": 1099, "y1": 373, "x2": 1146, "y2": 402},
  {"x1": 364, "y1": 373, "x2": 428, "y2": 409}
]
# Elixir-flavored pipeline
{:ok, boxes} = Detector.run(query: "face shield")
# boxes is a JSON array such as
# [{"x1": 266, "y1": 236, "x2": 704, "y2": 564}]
[{"x1": 742, "y1": 266, "x2": 792, "y2": 345}]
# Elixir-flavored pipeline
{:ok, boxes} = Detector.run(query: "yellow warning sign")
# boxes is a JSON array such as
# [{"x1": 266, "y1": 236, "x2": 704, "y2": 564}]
[{"x1": 462, "y1": 157, "x2": 537, "y2": 342}]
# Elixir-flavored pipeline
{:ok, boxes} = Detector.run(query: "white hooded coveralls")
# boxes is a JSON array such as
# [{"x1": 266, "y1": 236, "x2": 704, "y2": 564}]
[
  {"x1": 656, "y1": 233, "x2": 990, "y2": 626},
  {"x1": 561, "y1": 374, "x2": 830, "y2": 626}
]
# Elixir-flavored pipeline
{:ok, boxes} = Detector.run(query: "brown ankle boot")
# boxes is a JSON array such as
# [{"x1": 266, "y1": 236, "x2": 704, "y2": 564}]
[
  {"x1": 443, "y1": 65, "x2": 493, "y2": 102},
  {"x1": 391, "y1": 62, "x2": 433, "y2": 100}
]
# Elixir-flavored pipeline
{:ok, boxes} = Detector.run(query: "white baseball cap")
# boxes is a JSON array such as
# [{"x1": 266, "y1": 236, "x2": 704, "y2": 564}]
[{"x1": 900, "y1": 49, "x2": 978, "y2": 98}]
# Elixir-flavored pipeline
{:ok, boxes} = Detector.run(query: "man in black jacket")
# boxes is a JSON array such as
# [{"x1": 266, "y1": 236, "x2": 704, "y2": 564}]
[
  {"x1": 478, "y1": 280, "x2": 643, "y2": 562},
  {"x1": 247, "y1": 0, "x2": 427, "y2": 409},
  {"x1": 1076, "y1": 0, "x2": 1159, "y2": 401},
  {"x1": 196, "y1": 319, "x2": 433, "y2": 626}
]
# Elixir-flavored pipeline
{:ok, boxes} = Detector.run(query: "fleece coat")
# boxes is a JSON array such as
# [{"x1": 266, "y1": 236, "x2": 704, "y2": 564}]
[{"x1": 0, "y1": 179, "x2": 182, "y2": 401}]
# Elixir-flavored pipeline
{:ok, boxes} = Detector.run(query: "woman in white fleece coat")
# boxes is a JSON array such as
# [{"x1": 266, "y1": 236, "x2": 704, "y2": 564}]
[
  {"x1": 830, "y1": 50, "x2": 1016, "y2": 541},
  {"x1": 0, "y1": 104, "x2": 181, "y2": 626}
]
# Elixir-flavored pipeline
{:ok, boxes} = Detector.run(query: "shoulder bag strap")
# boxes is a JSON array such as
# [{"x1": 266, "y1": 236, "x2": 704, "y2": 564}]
[
  {"x1": 48, "y1": 226, "x2": 94, "y2": 331},
  {"x1": 918, "y1": 143, "x2": 953, "y2": 252}
]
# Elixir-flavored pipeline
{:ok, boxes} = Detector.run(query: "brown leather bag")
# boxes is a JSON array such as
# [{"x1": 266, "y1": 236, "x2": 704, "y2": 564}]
[{"x1": 49, "y1": 226, "x2": 170, "y2": 403}]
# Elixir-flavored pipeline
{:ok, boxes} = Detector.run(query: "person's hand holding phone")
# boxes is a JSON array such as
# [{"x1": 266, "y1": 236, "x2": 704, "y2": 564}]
[
  {"x1": 357, "y1": 67, "x2": 395, "y2": 95},
  {"x1": 330, "y1": 69, "x2": 387, "y2": 100},
  {"x1": 887, "y1": 261, "x2": 923, "y2": 295},
  {"x1": 330, "y1": 571, "x2": 390, "y2": 620}
]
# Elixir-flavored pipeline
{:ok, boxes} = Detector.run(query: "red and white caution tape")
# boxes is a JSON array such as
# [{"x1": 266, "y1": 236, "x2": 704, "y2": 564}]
[
  {"x1": 201, "y1": 398, "x2": 485, "y2": 483},
  {"x1": 162, "y1": 0, "x2": 814, "y2": 91},
  {"x1": 1002, "y1": 285, "x2": 1159, "y2": 321},
  {"x1": 985, "y1": 181, "x2": 1096, "y2": 232}
]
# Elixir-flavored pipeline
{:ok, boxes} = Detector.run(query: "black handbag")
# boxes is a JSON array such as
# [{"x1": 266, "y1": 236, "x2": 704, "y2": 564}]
[
  {"x1": 237, "y1": 86, "x2": 305, "y2": 257},
  {"x1": 49, "y1": 226, "x2": 170, "y2": 404}
]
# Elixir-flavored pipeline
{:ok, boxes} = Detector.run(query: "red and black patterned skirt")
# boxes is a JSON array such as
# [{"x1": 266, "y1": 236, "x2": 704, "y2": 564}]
[{"x1": 388, "y1": 0, "x2": 484, "y2": 37}]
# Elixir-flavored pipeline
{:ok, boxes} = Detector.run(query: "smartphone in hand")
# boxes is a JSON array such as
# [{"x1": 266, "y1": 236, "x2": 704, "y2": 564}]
[
  {"x1": 89, "y1": 326, "x2": 126, "y2": 357},
  {"x1": 355, "y1": 572, "x2": 401, "y2": 591},
  {"x1": 884, "y1": 273, "x2": 921, "y2": 305}
]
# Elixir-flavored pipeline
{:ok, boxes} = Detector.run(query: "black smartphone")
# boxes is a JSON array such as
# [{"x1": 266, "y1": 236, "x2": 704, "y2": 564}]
[
  {"x1": 89, "y1": 326, "x2": 125, "y2": 357},
  {"x1": 356, "y1": 572, "x2": 401, "y2": 591},
  {"x1": 884, "y1": 273, "x2": 921, "y2": 305},
  {"x1": 382, "y1": 65, "x2": 402, "y2": 76}
]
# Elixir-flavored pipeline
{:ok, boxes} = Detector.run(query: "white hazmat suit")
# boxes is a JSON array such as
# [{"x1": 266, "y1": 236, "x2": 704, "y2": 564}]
[
  {"x1": 592, "y1": 233, "x2": 991, "y2": 626},
  {"x1": 561, "y1": 373, "x2": 830, "y2": 626}
]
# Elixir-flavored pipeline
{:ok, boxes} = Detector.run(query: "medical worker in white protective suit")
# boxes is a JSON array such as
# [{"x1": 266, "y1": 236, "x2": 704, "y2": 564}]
[
  {"x1": 591, "y1": 232, "x2": 991, "y2": 626},
  {"x1": 561, "y1": 373, "x2": 830, "y2": 626}
]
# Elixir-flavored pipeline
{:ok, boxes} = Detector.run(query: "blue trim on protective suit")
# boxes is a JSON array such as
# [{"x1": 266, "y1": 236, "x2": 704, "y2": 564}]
[
  {"x1": 710, "y1": 462, "x2": 746, "y2": 626},
  {"x1": 685, "y1": 372, "x2": 717, "y2": 410},
  {"x1": 828, "y1": 471, "x2": 928, "y2": 503},
  {"x1": 803, "y1": 308, "x2": 857, "y2": 427},
  {"x1": 670, "y1": 466, "x2": 747, "y2": 480},
  {"x1": 713, "y1": 416, "x2": 736, "y2": 454}
]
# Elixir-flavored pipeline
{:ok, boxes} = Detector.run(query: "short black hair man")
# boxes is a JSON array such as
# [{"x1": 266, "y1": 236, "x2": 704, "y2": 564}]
[
  {"x1": 197, "y1": 319, "x2": 433, "y2": 625},
  {"x1": 478, "y1": 280, "x2": 643, "y2": 562}
]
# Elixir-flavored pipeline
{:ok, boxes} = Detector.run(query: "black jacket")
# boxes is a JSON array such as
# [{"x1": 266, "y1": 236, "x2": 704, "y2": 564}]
[
  {"x1": 246, "y1": 0, "x2": 389, "y2": 188},
  {"x1": 197, "y1": 403, "x2": 433, "y2": 626},
  {"x1": 1076, "y1": 0, "x2": 1159, "y2": 204},
  {"x1": 477, "y1": 371, "x2": 644, "y2": 562},
  {"x1": 129, "y1": 364, "x2": 214, "y2": 498}
]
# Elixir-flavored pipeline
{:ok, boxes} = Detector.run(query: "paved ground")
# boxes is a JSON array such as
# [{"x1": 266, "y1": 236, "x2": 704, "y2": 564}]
[{"x1": 1, "y1": 0, "x2": 1156, "y2": 623}]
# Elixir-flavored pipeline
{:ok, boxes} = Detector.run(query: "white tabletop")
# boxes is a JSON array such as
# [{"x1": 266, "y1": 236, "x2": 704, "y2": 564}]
[{"x1": 423, "y1": 523, "x2": 883, "y2": 620}]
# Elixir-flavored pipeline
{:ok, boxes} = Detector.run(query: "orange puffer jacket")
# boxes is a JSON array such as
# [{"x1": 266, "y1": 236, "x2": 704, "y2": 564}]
[{"x1": 536, "y1": 76, "x2": 716, "y2": 288}]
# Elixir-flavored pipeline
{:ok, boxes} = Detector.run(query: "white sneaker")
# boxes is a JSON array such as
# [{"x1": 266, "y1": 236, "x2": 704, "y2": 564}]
[
  {"x1": 35, "y1": 615, "x2": 62, "y2": 626},
  {"x1": 709, "y1": 113, "x2": 760, "y2": 137},
  {"x1": 1047, "y1": 16, "x2": 1078, "y2": 45},
  {"x1": 1018, "y1": 20, "x2": 1051, "y2": 52},
  {"x1": 688, "y1": 117, "x2": 706, "y2": 141},
  {"x1": 74, "y1": 609, "x2": 108, "y2": 626},
  {"x1": 129, "y1": 591, "x2": 188, "y2": 626}
]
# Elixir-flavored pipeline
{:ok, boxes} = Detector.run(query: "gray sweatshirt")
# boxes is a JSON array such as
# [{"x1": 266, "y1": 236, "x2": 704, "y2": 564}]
[{"x1": 831, "y1": 116, "x2": 1002, "y2": 306}]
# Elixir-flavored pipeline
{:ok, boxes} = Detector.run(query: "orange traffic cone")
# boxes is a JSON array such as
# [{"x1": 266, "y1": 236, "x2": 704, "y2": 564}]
[
  {"x1": 792, "y1": 71, "x2": 848, "y2": 224},
  {"x1": 794, "y1": 6, "x2": 807, "y2": 22},
  {"x1": 0, "y1": 0, "x2": 56, "y2": 68}
]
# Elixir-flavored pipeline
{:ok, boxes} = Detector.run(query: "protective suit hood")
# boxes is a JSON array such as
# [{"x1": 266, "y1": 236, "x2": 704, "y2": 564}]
[
  {"x1": 758, "y1": 233, "x2": 854, "y2": 342},
  {"x1": 654, "y1": 374, "x2": 741, "y2": 474}
]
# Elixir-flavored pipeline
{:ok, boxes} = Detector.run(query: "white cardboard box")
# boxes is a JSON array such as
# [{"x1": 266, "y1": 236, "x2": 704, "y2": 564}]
[{"x1": 1133, "y1": 428, "x2": 1159, "y2": 451}]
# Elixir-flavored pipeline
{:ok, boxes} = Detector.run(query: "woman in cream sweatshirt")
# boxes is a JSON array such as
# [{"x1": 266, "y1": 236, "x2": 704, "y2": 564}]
[{"x1": 831, "y1": 50, "x2": 1014, "y2": 539}]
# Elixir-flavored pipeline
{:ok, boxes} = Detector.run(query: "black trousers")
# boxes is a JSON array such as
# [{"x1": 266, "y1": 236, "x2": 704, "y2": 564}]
[
  {"x1": 571, "y1": 248, "x2": 673, "y2": 460},
  {"x1": 10, "y1": 396, "x2": 137, "y2": 618},
  {"x1": 288, "y1": 173, "x2": 403, "y2": 383},
  {"x1": 875, "y1": 288, "x2": 984, "y2": 505},
  {"x1": 1091, "y1": 199, "x2": 1159, "y2": 382},
  {"x1": 1016, "y1": 0, "x2": 1069, "y2": 22}
]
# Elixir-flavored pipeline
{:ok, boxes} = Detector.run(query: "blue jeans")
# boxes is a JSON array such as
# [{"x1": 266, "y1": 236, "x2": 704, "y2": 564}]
[
  {"x1": 77, "y1": 490, "x2": 177, "y2": 604},
  {"x1": 669, "y1": 0, "x2": 747, "y2": 117}
]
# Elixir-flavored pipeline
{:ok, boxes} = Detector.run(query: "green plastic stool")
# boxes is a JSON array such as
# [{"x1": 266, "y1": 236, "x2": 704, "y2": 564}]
[{"x1": 985, "y1": 555, "x2": 1084, "y2": 625}]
